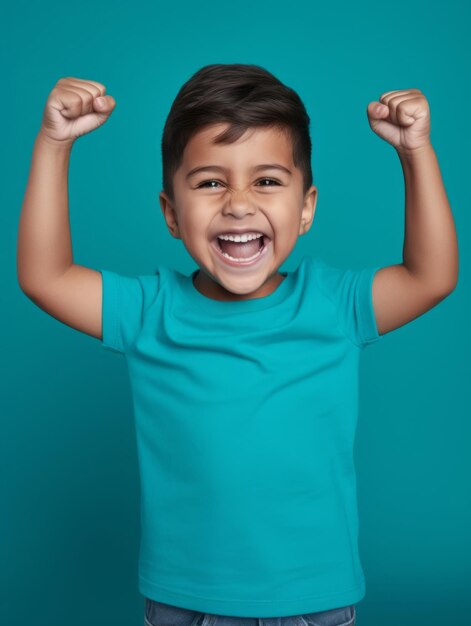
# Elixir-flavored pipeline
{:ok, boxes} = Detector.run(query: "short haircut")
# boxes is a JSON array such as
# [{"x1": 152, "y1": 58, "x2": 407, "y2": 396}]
[{"x1": 161, "y1": 63, "x2": 313, "y2": 202}]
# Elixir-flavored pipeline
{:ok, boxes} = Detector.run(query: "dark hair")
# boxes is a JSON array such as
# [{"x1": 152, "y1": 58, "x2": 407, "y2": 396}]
[{"x1": 161, "y1": 63, "x2": 313, "y2": 202}]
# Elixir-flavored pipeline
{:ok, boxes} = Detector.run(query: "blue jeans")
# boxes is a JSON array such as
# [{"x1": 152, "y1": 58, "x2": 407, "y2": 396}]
[{"x1": 144, "y1": 599, "x2": 356, "y2": 626}]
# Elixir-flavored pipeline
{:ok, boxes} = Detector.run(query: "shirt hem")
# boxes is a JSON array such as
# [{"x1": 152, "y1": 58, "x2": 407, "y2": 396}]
[
  {"x1": 356, "y1": 266, "x2": 382, "y2": 347},
  {"x1": 138, "y1": 575, "x2": 365, "y2": 617},
  {"x1": 100, "y1": 269, "x2": 122, "y2": 353}
]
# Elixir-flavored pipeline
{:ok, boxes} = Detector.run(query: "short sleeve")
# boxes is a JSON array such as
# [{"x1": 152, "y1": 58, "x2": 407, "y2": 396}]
[
  {"x1": 100, "y1": 269, "x2": 146, "y2": 355},
  {"x1": 313, "y1": 258, "x2": 382, "y2": 349}
]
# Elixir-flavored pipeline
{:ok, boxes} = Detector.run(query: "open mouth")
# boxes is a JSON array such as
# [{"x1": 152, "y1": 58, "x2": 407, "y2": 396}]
[{"x1": 211, "y1": 235, "x2": 271, "y2": 267}]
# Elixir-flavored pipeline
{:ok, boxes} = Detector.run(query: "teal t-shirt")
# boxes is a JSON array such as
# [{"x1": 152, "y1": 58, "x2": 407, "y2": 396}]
[{"x1": 99, "y1": 255, "x2": 382, "y2": 618}]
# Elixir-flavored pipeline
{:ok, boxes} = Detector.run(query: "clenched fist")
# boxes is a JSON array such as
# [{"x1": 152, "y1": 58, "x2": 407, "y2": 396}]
[
  {"x1": 39, "y1": 76, "x2": 116, "y2": 148},
  {"x1": 366, "y1": 88, "x2": 431, "y2": 155}
]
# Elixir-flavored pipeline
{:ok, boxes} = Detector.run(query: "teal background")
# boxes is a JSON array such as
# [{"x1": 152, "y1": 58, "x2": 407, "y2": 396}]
[{"x1": 1, "y1": 0, "x2": 469, "y2": 624}]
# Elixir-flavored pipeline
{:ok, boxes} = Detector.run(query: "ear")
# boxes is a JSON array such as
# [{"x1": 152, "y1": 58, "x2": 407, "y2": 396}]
[
  {"x1": 159, "y1": 191, "x2": 181, "y2": 239},
  {"x1": 299, "y1": 185, "x2": 317, "y2": 235}
]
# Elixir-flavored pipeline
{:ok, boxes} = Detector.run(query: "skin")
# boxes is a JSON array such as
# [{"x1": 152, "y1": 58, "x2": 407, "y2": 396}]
[
  {"x1": 17, "y1": 79, "x2": 458, "y2": 344},
  {"x1": 159, "y1": 123, "x2": 317, "y2": 302}
]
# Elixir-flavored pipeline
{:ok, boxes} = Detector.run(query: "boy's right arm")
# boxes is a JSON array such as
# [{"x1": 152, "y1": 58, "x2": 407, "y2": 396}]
[
  {"x1": 16, "y1": 78, "x2": 116, "y2": 341},
  {"x1": 17, "y1": 132, "x2": 103, "y2": 340}
]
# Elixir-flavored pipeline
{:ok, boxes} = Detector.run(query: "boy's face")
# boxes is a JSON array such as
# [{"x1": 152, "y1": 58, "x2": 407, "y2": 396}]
[{"x1": 159, "y1": 123, "x2": 317, "y2": 302}]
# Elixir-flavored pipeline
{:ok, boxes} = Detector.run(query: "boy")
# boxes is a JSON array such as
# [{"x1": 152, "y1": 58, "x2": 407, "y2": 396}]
[{"x1": 17, "y1": 65, "x2": 458, "y2": 626}]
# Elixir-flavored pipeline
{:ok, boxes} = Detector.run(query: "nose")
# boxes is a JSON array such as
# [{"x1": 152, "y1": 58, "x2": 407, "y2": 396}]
[{"x1": 221, "y1": 186, "x2": 257, "y2": 218}]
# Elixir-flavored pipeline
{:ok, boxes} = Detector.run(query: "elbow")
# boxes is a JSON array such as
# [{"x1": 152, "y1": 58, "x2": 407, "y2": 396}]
[
  {"x1": 445, "y1": 268, "x2": 459, "y2": 295},
  {"x1": 434, "y1": 276, "x2": 458, "y2": 300}
]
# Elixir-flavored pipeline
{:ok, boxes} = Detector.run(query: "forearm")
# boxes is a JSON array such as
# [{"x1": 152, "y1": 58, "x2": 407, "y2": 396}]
[
  {"x1": 398, "y1": 143, "x2": 459, "y2": 293},
  {"x1": 17, "y1": 131, "x2": 74, "y2": 293}
]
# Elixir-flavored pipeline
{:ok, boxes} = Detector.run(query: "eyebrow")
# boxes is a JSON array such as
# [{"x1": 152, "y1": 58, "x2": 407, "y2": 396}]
[{"x1": 186, "y1": 163, "x2": 292, "y2": 179}]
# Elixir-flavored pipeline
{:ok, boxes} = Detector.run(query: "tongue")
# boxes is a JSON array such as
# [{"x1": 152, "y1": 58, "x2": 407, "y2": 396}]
[{"x1": 218, "y1": 238, "x2": 263, "y2": 259}]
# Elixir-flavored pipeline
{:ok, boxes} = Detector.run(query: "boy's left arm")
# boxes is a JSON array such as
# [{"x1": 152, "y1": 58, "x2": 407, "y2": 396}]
[{"x1": 366, "y1": 89, "x2": 459, "y2": 336}]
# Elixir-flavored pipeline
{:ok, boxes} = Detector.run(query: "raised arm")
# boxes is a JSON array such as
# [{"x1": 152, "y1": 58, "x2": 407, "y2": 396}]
[
  {"x1": 16, "y1": 77, "x2": 116, "y2": 340},
  {"x1": 365, "y1": 89, "x2": 459, "y2": 337}
]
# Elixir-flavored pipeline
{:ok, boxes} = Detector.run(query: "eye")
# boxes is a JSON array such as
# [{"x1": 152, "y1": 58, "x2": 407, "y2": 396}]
[
  {"x1": 256, "y1": 178, "x2": 281, "y2": 186},
  {"x1": 196, "y1": 178, "x2": 281, "y2": 189},
  {"x1": 196, "y1": 180, "x2": 223, "y2": 189}
]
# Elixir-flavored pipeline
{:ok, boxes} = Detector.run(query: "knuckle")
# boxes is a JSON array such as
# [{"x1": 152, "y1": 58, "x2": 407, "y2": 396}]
[{"x1": 88, "y1": 79, "x2": 106, "y2": 94}]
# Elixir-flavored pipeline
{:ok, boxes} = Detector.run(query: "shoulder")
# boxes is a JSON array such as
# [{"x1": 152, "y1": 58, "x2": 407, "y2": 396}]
[{"x1": 303, "y1": 255, "x2": 382, "y2": 348}]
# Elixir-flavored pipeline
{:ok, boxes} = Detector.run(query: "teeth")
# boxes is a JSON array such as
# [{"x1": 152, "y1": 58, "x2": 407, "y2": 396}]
[
  {"x1": 215, "y1": 237, "x2": 266, "y2": 262},
  {"x1": 217, "y1": 232, "x2": 263, "y2": 243},
  {"x1": 220, "y1": 246, "x2": 264, "y2": 262}
]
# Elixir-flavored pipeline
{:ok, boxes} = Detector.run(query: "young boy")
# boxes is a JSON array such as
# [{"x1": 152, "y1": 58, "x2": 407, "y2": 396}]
[{"x1": 17, "y1": 65, "x2": 458, "y2": 626}]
